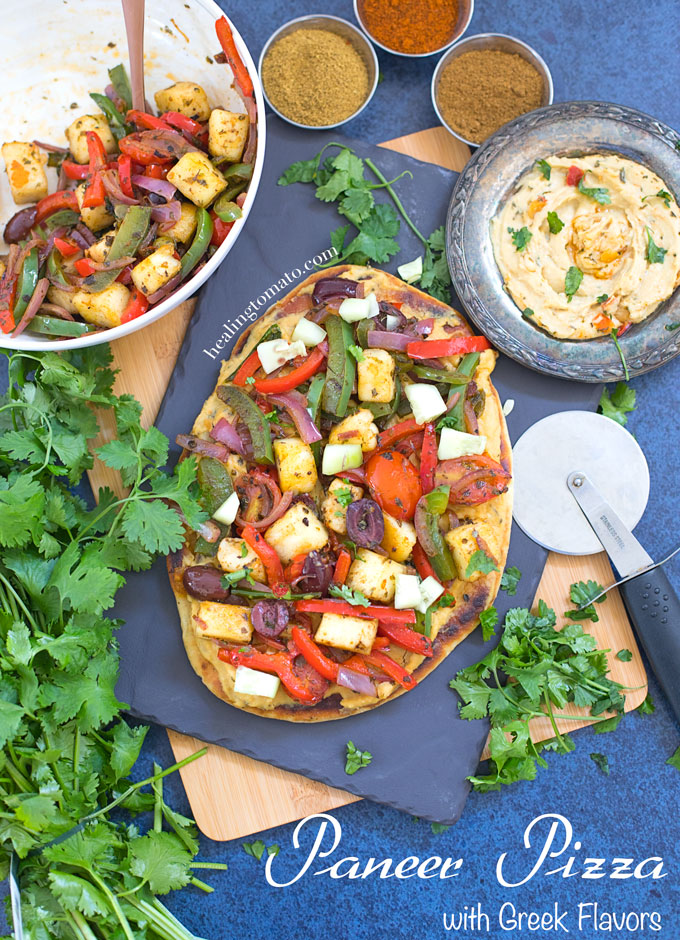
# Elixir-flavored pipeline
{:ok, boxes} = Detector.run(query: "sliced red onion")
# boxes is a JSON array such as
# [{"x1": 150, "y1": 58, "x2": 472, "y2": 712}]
[
  {"x1": 346, "y1": 499, "x2": 385, "y2": 549},
  {"x1": 87, "y1": 255, "x2": 136, "y2": 271},
  {"x1": 150, "y1": 200, "x2": 181, "y2": 224},
  {"x1": 210, "y1": 417, "x2": 246, "y2": 455},
  {"x1": 198, "y1": 519, "x2": 221, "y2": 543},
  {"x1": 464, "y1": 398, "x2": 479, "y2": 435},
  {"x1": 33, "y1": 139, "x2": 69, "y2": 153},
  {"x1": 236, "y1": 191, "x2": 247, "y2": 209},
  {"x1": 12, "y1": 278, "x2": 50, "y2": 337},
  {"x1": 131, "y1": 174, "x2": 177, "y2": 200},
  {"x1": 46, "y1": 273, "x2": 76, "y2": 292},
  {"x1": 414, "y1": 496, "x2": 438, "y2": 557},
  {"x1": 122, "y1": 129, "x2": 199, "y2": 162},
  {"x1": 146, "y1": 272, "x2": 183, "y2": 305},
  {"x1": 251, "y1": 600, "x2": 289, "y2": 638},
  {"x1": 336, "y1": 467, "x2": 366, "y2": 486},
  {"x1": 312, "y1": 277, "x2": 358, "y2": 305},
  {"x1": 336, "y1": 666, "x2": 377, "y2": 697},
  {"x1": 176, "y1": 434, "x2": 228, "y2": 460},
  {"x1": 138, "y1": 221, "x2": 159, "y2": 253},
  {"x1": 242, "y1": 122, "x2": 257, "y2": 166},
  {"x1": 235, "y1": 483, "x2": 292, "y2": 531},
  {"x1": 446, "y1": 390, "x2": 461, "y2": 410},
  {"x1": 101, "y1": 169, "x2": 139, "y2": 206},
  {"x1": 267, "y1": 391, "x2": 322, "y2": 444},
  {"x1": 74, "y1": 223, "x2": 97, "y2": 247},
  {"x1": 367, "y1": 330, "x2": 411, "y2": 352},
  {"x1": 38, "y1": 303, "x2": 74, "y2": 321},
  {"x1": 414, "y1": 317, "x2": 435, "y2": 335}
]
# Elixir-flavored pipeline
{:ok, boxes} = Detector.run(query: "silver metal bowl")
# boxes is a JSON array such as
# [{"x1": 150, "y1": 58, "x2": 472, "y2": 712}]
[
  {"x1": 353, "y1": 0, "x2": 474, "y2": 58},
  {"x1": 258, "y1": 14, "x2": 379, "y2": 130},
  {"x1": 432, "y1": 32, "x2": 554, "y2": 147}
]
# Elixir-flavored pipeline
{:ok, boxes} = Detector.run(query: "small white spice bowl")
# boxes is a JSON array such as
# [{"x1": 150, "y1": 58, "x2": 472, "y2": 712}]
[
  {"x1": 258, "y1": 15, "x2": 379, "y2": 130},
  {"x1": 432, "y1": 33, "x2": 554, "y2": 148}
]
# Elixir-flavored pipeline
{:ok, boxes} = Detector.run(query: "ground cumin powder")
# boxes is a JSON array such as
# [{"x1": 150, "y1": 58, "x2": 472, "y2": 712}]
[
  {"x1": 262, "y1": 28, "x2": 370, "y2": 126},
  {"x1": 437, "y1": 49, "x2": 544, "y2": 143}
]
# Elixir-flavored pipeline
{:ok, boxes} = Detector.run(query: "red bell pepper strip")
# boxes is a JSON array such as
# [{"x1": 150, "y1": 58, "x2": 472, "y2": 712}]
[
  {"x1": 232, "y1": 347, "x2": 261, "y2": 386},
  {"x1": 118, "y1": 155, "x2": 135, "y2": 197},
  {"x1": 82, "y1": 132, "x2": 107, "y2": 208},
  {"x1": 86, "y1": 130, "x2": 107, "y2": 168},
  {"x1": 295, "y1": 598, "x2": 416, "y2": 624},
  {"x1": 284, "y1": 553, "x2": 307, "y2": 582},
  {"x1": 332, "y1": 549, "x2": 352, "y2": 585},
  {"x1": 210, "y1": 213, "x2": 234, "y2": 247},
  {"x1": 372, "y1": 417, "x2": 421, "y2": 456},
  {"x1": 215, "y1": 15, "x2": 254, "y2": 98},
  {"x1": 406, "y1": 336, "x2": 491, "y2": 359},
  {"x1": 62, "y1": 159, "x2": 90, "y2": 180},
  {"x1": 377, "y1": 621, "x2": 433, "y2": 657},
  {"x1": 291, "y1": 627, "x2": 339, "y2": 681},
  {"x1": 82, "y1": 171, "x2": 106, "y2": 208},
  {"x1": 75, "y1": 258, "x2": 96, "y2": 277},
  {"x1": 420, "y1": 423, "x2": 437, "y2": 493},
  {"x1": 34, "y1": 190, "x2": 79, "y2": 225},
  {"x1": 566, "y1": 164, "x2": 584, "y2": 186},
  {"x1": 616, "y1": 322, "x2": 632, "y2": 338},
  {"x1": 217, "y1": 646, "x2": 322, "y2": 704},
  {"x1": 361, "y1": 650, "x2": 415, "y2": 689},
  {"x1": 161, "y1": 111, "x2": 209, "y2": 146},
  {"x1": 0, "y1": 271, "x2": 17, "y2": 334},
  {"x1": 242, "y1": 525, "x2": 287, "y2": 595},
  {"x1": 118, "y1": 136, "x2": 174, "y2": 165},
  {"x1": 412, "y1": 542, "x2": 439, "y2": 583},
  {"x1": 53, "y1": 237, "x2": 80, "y2": 258},
  {"x1": 126, "y1": 109, "x2": 172, "y2": 131},
  {"x1": 145, "y1": 163, "x2": 170, "y2": 180},
  {"x1": 253, "y1": 347, "x2": 326, "y2": 395},
  {"x1": 121, "y1": 288, "x2": 150, "y2": 324}
]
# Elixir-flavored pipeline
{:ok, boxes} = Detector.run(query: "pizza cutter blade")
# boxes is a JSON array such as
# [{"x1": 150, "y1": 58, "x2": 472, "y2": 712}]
[{"x1": 513, "y1": 411, "x2": 680, "y2": 726}]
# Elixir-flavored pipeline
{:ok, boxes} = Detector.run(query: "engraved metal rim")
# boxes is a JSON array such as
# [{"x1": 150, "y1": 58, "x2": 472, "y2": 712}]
[{"x1": 446, "y1": 100, "x2": 680, "y2": 383}]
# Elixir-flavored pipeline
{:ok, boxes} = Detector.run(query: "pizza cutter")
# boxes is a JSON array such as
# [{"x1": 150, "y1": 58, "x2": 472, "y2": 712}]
[{"x1": 513, "y1": 411, "x2": 680, "y2": 725}]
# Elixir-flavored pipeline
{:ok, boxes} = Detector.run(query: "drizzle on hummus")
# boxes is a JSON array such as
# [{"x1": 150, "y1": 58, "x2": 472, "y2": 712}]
[{"x1": 490, "y1": 154, "x2": 680, "y2": 340}]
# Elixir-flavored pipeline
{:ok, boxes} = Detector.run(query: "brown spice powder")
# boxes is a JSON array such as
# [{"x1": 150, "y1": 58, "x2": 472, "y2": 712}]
[
  {"x1": 261, "y1": 28, "x2": 370, "y2": 127},
  {"x1": 437, "y1": 49, "x2": 544, "y2": 144}
]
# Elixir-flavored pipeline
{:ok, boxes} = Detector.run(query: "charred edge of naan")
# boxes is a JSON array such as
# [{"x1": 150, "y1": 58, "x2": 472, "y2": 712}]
[{"x1": 168, "y1": 265, "x2": 511, "y2": 721}]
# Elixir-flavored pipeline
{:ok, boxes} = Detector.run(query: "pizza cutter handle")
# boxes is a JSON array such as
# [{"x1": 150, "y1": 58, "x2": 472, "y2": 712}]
[{"x1": 620, "y1": 567, "x2": 680, "y2": 725}]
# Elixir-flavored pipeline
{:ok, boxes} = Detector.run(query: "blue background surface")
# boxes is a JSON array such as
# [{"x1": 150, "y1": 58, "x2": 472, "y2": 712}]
[
  {"x1": 6, "y1": 0, "x2": 680, "y2": 936},
  {"x1": 151, "y1": 1, "x2": 680, "y2": 936}
]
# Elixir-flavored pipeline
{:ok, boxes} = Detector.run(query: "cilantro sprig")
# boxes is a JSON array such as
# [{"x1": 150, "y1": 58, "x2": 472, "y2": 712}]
[
  {"x1": 345, "y1": 741, "x2": 372, "y2": 774},
  {"x1": 598, "y1": 381, "x2": 636, "y2": 426},
  {"x1": 329, "y1": 583, "x2": 370, "y2": 606}
]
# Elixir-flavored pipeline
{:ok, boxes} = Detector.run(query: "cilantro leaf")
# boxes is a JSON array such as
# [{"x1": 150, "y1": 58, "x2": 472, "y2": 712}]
[
  {"x1": 616, "y1": 648, "x2": 633, "y2": 662},
  {"x1": 564, "y1": 265, "x2": 583, "y2": 301},
  {"x1": 646, "y1": 227, "x2": 667, "y2": 264},
  {"x1": 508, "y1": 226, "x2": 532, "y2": 251},
  {"x1": 589, "y1": 752, "x2": 610, "y2": 775},
  {"x1": 277, "y1": 155, "x2": 321, "y2": 185},
  {"x1": 0, "y1": 476, "x2": 44, "y2": 548},
  {"x1": 593, "y1": 714, "x2": 622, "y2": 734},
  {"x1": 316, "y1": 169, "x2": 352, "y2": 203},
  {"x1": 465, "y1": 550, "x2": 499, "y2": 579},
  {"x1": 667, "y1": 747, "x2": 680, "y2": 772},
  {"x1": 329, "y1": 583, "x2": 370, "y2": 606},
  {"x1": 536, "y1": 158, "x2": 551, "y2": 180},
  {"x1": 48, "y1": 871, "x2": 109, "y2": 918},
  {"x1": 637, "y1": 693, "x2": 655, "y2": 715},
  {"x1": 243, "y1": 839, "x2": 266, "y2": 860},
  {"x1": 598, "y1": 381, "x2": 636, "y2": 426},
  {"x1": 500, "y1": 566, "x2": 521, "y2": 596},
  {"x1": 522, "y1": 307, "x2": 534, "y2": 319},
  {"x1": 570, "y1": 580, "x2": 606, "y2": 607},
  {"x1": 339, "y1": 186, "x2": 374, "y2": 224},
  {"x1": 345, "y1": 740, "x2": 372, "y2": 775},
  {"x1": 128, "y1": 830, "x2": 194, "y2": 894},
  {"x1": 642, "y1": 189, "x2": 671, "y2": 208},
  {"x1": 547, "y1": 211, "x2": 564, "y2": 234},
  {"x1": 479, "y1": 606, "x2": 498, "y2": 642},
  {"x1": 120, "y1": 498, "x2": 185, "y2": 554},
  {"x1": 334, "y1": 486, "x2": 353, "y2": 508},
  {"x1": 577, "y1": 178, "x2": 611, "y2": 204},
  {"x1": 431, "y1": 822, "x2": 450, "y2": 834}
]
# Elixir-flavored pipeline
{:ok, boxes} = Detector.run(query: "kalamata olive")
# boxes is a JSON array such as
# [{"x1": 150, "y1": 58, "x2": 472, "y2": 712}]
[
  {"x1": 346, "y1": 498, "x2": 385, "y2": 549},
  {"x1": 291, "y1": 656, "x2": 330, "y2": 704},
  {"x1": 297, "y1": 549, "x2": 334, "y2": 595},
  {"x1": 291, "y1": 493, "x2": 319, "y2": 516},
  {"x1": 311, "y1": 277, "x2": 358, "y2": 305},
  {"x1": 183, "y1": 565, "x2": 230, "y2": 601},
  {"x1": 251, "y1": 599, "x2": 289, "y2": 638},
  {"x1": 4, "y1": 206, "x2": 38, "y2": 244}
]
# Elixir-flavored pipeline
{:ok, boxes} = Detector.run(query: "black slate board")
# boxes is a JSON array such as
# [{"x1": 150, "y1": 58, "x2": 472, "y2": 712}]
[{"x1": 114, "y1": 116, "x2": 600, "y2": 825}]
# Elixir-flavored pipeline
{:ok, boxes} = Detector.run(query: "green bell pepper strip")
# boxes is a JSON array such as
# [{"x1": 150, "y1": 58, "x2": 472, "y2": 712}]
[
  {"x1": 47, "y1": 250, "x2": 70, "y2": 288},
  {"x1": 355, "y1": 317, "x2": 376, "y2": 349},
  {"x1": 213, "y1": 197, "x2": 242, "y2": 223},
  {"x1": 13, "y1": 248, "x2": 40, "y2": 321},
  {"x1": 28, "y1": 316, "x2": 97, "y2": 337},
  {"x1": 217, "y1": 385, "x2": 274, "y2": 465},
  {"x1": 413, "y1": 365, "x2": 473, "y2": 385},
  {"x1": 221, "y1": 180, "x2": 248, "y2": 203},
  {"x1": 89, "y1": 92, "x2": 131, "y2": 140},
  {"x1": 423, "y1": 513, "x2": 456, "y2": 581},
  {"x1": 32, "y1": 209, "x2": 80, "y2": 240},
  {"x1": 306, "y1": 372, "x2": 326, "y2": 465},
  {"x1": 197, "y1": 457, "x2": 234, "y2": 517},
  {"x1": 179, "y1": 207, "x2": 213, "y2": 280},
  {"x1": 109, "y1": 64, "x2": 133, "y2": 110},
  {"x1": 424, "y1": 485, "x2": 450, "y2": 514},
  {"x1": 84, "y1": 205, "x2": 152, "y2": 294},
  {"x1": 442, "y1": 353, "x2": 480, "y2": 432},
  {"x1": 213, "y1": 161, "x2": 254, "y2": 182},
  {"x1": 322, "y1": 315, "x2": 355, "y2": 418}
]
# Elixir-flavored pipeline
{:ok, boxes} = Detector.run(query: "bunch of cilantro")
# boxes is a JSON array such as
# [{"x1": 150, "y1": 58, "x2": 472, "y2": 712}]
[
  {"x1": 278, "y1": 143, "x2": 453, "y2": 302},
  {"x1": 0, "y1": 347, "x2": 223, "y2": 940},
  {"x1": 450, "y1": 587, "x2": 626, "y2": 792}
]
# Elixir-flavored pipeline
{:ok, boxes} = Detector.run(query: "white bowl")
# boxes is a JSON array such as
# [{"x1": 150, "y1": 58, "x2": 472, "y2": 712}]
[{"x1": 0, "y1": 0, "x2": 266, "y2": 350}]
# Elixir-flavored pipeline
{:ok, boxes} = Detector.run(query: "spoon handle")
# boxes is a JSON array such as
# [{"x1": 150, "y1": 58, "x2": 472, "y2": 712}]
[{"x1": 121, "y1": 0, "x2": 146, "y2": 112}]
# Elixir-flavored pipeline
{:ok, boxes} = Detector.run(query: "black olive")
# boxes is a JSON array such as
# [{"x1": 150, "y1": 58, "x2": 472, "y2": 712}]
[
  {"x1": 346, "y1": 499, "x2": 385, "y2": 549},
  {"x1": 251, "y1": 600, "x2": 289, "y2": 638},
  {"x1": 183, "y1": 565, "x2": 230, "y2": 601}
]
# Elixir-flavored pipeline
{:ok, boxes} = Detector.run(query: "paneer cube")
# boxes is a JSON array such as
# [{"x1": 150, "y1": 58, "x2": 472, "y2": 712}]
[
  {"x1": 265, "y1": 502, "x2": 329, "y2": 565},
  {"x1": 217, "y1": 537, "x2": 265, "y2": 582},
  {"x1": 225, "y1": 453, "x2": 248, "y2": 482},
  {"x1": 273, "y1": 438, "x2": 317, "y2": 493},
  {"x1": 321, "y1": 477, "x2": 363, "y2": 535},
  {"x1": 194, "y1": 601, "x2": 252, "y2": 643},
  {"x1": 346, "y1": 549, "x2": 406, "y2": 604},
  {"x1": 162, "y1": 201, "x2": 198, "y2": 243},
  {"x1": 65, "y1": 114, "x2": 117, "y2": 163},
  {"x1": 208, "y1": 108, "x2": 249, "y2": 161},
  {"x1": 87, "y1": 230, "x2": 116, "y2": 263},
  {"x1": 445, "y1": 522, "x2": 499, "y2": 583},
  {"x1": 46, "y1": 285, "x2": 78, "y2": 314},
  {"x1": 76, "y1": 182, "x2": 114, "y2": 232},
  {"x1": 328, "y1": 408, "x2": 378, "y2": 452},
  {"x1": 72, "y1": 282, "x2": 131, "y2": 329},
  {"x1": 166, "y1": 151, "x2": 227, "y2": 208},
  {"x1": 1, "y1": 142, "x2": 48, "y2": 205},
  {"x1": 381, "y1": 513, "x2": 417, "y2": 563},
  {"x1": 315, "y1": 612, "x2": 378, "y2": 655},
  {"x1": 0, "y1": 259, "x2": 5, "y2": 279},
  {"x1": 357, "y1": 349, "x2": 396, "y2": 403},
  {"x1": 130, "y1": 244, "x2": 181, "y2": 296},
  {"x1": 154, "y1": 82, "x2": 210, "y2": 121}
]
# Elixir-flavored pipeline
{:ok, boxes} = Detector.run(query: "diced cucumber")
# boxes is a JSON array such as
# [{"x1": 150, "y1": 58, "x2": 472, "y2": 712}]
[
  {"x1": 321, "y1": 443, "x2": 363, "y2": 475},
  {"x1": 257, "y1": 337, "x2": 307, "y2": 373},
  {"x1": 233, "y1": 665, "x2": 281, "y2": 699},
  {"x1": 292, "y1": 316, "x2": 327, "y2": 347},
  {"x1": 394, "y1": 574, "x2": 422, "y2": 610},
  {"x1": 397, "y1": 256, "x2": 423, "y2": 284},
  {"x1": 212, "y1": 491, "x2": 240, "y2": 525},
  {"x1": 438, "y1": 427, "x2": 487, "y2": 460},
  {"x1": 338, "y1": 292, "x2": 379, "y2": 323},
  {"x1": 404, "y1": 383, "x2": 447, "y2": 425},
  {"x1": 502, "y1": 398, "x2": 515, "y2": 416},
  {"x1": 417, "y1": 576, "x2": 445, "y2": 614}
]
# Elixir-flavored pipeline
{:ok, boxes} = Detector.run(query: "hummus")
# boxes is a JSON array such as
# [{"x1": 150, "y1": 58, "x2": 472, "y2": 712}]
[{"x1": 490, "y1": 153, "x2": 680, "y2": 340}]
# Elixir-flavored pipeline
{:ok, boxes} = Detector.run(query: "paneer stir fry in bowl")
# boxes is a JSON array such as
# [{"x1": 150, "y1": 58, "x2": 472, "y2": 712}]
[{"x1": 0, "y1": 16, "x2": 257, "y2": 341}]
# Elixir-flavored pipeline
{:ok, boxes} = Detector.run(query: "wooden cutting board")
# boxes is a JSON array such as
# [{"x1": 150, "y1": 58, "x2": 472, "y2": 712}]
[{"x1": 90, "y1": 126, "x2": 647, "y2": 841}]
